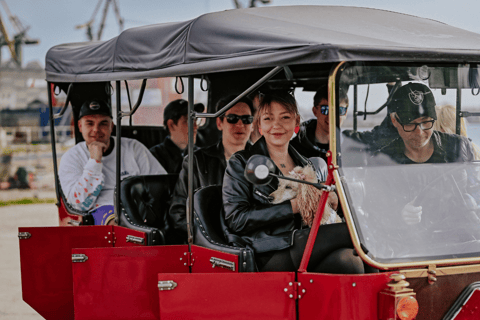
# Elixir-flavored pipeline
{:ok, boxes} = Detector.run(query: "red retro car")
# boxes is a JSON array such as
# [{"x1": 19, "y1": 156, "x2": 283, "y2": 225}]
[{"x1": 18, "y1": 6, "x2": 480, "y2": 320}]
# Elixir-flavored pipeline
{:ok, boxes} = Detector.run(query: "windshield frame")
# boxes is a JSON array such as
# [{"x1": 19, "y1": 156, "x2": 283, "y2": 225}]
[{"x1": 331, "y1": 61, "x2": 480, "y2": 270}]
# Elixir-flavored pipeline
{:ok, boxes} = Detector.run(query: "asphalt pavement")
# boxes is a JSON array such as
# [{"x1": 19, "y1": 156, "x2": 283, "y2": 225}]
[{"x1": 0, "y1": 203, "x2": 58, "y2": 320}]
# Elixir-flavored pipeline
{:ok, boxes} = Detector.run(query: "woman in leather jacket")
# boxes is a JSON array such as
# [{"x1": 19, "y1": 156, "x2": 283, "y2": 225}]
[{"x1": 223, "y1": 92, "x2": 366, "y2": 273}]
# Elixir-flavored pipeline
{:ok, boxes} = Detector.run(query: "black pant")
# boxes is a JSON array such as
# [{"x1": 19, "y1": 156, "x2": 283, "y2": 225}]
[{"x1": 256, "y1": 223, "x2": 368, "y2": 273}]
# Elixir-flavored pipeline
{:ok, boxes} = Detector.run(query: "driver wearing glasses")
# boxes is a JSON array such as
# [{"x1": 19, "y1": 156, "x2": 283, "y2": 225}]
[
  {"x1": 377, "y1": 82, "x2": 474, "y2": 165},
  {"x1": 372, "y1": 83, "x2": 475, "y2": 226}
]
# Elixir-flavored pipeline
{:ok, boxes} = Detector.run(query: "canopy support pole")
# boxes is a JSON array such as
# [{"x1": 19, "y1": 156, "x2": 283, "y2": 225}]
[
  {"x1": 456, "y1": 87, "x2": 462, "y2": 135},
  {"x1": 48, "y1": 82, "x2": 61, "y2": 205},
  {"x1": 187, "y1": 76, "x2": 195, "y2": 252},
  {"x1": 115, "y1": 81, "x2": 122, "y2": 223}
]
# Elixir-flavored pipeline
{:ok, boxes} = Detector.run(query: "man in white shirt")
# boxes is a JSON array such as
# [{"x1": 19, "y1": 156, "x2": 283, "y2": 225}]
[{"x1": 59, "y1": 99, "x2": 166, "y2": 225}]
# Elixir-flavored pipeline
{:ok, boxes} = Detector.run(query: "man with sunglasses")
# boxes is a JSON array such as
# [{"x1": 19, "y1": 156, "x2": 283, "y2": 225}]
[
  {"x1": 291, "y1": 85, "x2": 349, "y2": 163},
  {"x1": 167, "y1": 95, "x2": 254, "y2": 243}
]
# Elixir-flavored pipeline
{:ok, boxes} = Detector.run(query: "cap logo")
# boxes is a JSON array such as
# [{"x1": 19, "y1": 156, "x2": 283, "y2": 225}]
[
  {"x1": 89, "y1": 101, "x2": 101, "y2": 110},
  {"x1": 408, "y1": 90, "x2": 429, "y2": 105}
]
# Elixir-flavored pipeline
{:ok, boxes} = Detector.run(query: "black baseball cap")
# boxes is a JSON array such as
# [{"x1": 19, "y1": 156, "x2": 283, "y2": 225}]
[
  {"x1": 163, "y1": 99, "x2": 205, "y2": 126},
  {"x1": 79, "y1": 100, "x2": 112, "y2": 119},
  {"x1": 389, "y1": 82, "x2": 436, "y2": 123}
]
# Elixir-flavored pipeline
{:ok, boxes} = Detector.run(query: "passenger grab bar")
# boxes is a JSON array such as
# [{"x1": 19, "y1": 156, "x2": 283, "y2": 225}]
[
  {"x1": 53, "y1": 83, "x2": 73, "y2": 119},
  {"x1": 200, "y1": 66, "x2": 287, "y2": 119},
  {"x1": 120, "y1": 79, "x2": 147, "y2": 117}
]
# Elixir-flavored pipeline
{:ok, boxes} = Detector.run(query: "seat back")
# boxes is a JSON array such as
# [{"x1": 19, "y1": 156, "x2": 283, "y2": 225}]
[
  {"x1": 193, "y1": 185, "x2": 256, "y2": 272},
  {"x1": 119, "y1": 174, "x2": 178, "y2": 245}
]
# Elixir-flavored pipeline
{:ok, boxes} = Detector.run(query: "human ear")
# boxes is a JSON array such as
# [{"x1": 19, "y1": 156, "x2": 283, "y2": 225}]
[
  {"x1": 216, "y1": 117, "x2": 223, "y2": 131},
  {"x1": 312, "y1": 106, "x2": 319, "y2": 117},
  {"x1": 78, "y1": 120, "x2": 83, "y2": 133},
  {"x1": 167, "y1": 119, "x2": 175, "y2": 132}
]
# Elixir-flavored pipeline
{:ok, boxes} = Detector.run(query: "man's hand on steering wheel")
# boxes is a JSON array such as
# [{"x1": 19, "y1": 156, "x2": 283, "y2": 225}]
[{"x1": 401, "y1": 200, "x2": 422, "y2": 225}]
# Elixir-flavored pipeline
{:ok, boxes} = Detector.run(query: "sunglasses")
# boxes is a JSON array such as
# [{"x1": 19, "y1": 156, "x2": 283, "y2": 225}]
[
  {"x1": 224, "y1": 114, "x2": 254, "y2": 125},
  {"x1": 319, "y1": 105, "x2": 348, "y2": 116}
]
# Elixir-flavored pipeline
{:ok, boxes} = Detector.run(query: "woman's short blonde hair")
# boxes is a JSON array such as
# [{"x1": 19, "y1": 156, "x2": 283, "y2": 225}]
[{"x1": 254, "y1": 91, "x2": 300, "y2": 129}]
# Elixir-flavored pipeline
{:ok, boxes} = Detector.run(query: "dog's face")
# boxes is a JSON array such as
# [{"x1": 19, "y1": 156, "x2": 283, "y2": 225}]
[
  {"x1": 269, "y1": 179, "x2": 299, "y2": 204},
  {"x1": 269, "y1": 165, "x2": 318, "y2": 204}
]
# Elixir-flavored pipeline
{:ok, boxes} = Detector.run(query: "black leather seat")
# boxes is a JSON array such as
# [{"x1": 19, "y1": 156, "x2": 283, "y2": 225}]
[
  {"x1": 193, "y1": 185, "x2": 255, "y2": 272},
  {"x1": 119, "y1": 174, "x2": 178, "y2": 245}
]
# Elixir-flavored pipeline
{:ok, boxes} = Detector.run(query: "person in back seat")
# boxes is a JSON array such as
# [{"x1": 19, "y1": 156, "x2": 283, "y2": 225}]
[
  {"x1": 149, "y1": 99, "x2": 205, "y2": 174},
  {"x1": 168, "y1": 95, "x2": 254, "y2": 243},
  {"x1": 59, "y1": 99, "x2": 166, "y2": 225},
  {"x1": 290, "y1": 85, "x2": 349, "y2": 164}
]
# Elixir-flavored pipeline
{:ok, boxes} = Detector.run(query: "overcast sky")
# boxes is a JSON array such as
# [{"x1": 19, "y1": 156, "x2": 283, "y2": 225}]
[{"x1": 4, "y1": 0, "x2": 480, "y2": 67}]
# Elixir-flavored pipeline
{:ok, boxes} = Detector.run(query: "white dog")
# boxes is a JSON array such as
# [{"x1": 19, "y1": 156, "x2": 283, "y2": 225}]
[{"x1": 269, "y1": 165, "x2": 342, "y2": 227}]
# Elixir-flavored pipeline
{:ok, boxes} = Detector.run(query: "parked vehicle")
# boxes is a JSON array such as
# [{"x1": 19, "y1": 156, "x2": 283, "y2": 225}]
[{"x1": 18, "y1": 6, "x2": 480, "y2": 320}]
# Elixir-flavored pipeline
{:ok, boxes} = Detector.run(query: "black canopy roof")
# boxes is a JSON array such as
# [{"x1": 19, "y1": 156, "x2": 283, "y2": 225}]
[{"x1": 46, "y1": 5, "x2": 480, "y2": 82}]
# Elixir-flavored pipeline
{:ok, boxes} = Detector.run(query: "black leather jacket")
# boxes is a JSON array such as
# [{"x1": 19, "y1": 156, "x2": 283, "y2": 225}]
[
  {"x1": 223, "y1": 137, "x2": 311, "y2": 254},
  {"x1": 375, "y1": 131, "x2": 474, "y2": 164},
  {"x1": 169, "y1": 141, "x2": 229, "y2": 243},
  {"x1": 150, "y1": 136, "x2": 197, "y2": 174}
]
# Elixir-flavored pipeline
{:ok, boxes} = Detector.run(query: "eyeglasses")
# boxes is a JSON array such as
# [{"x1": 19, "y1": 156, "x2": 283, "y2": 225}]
[
  {"x1": 319, "y1": 105, "x2": 348, "y2": 116},
  {"x1": 224, "y1": 114, "x2": 254, "y2": 125},
  {"x1": 395, "y1": 115, "x2": 435, "y2": 132}
]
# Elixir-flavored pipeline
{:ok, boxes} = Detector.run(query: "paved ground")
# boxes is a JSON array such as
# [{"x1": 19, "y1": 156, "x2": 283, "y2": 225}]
[{"x1": 0, "y1": 203, "x2": 58, "y2": 320}]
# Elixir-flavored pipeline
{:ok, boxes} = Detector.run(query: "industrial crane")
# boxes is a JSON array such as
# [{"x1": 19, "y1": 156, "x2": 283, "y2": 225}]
[
  {"x1": 75, "y1": 0, "x2": 124, "y2": 41},
  {"x1": 232, "y1": 0, "x2": 271, "y2": 8},
  {"x1": 0, "y1": 0, "x2": 39, "y2": 66}
]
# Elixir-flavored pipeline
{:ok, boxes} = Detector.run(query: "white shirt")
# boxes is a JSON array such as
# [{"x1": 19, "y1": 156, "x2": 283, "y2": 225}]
[{"x1": 59, "y1": 137, "x2": 166, "y2": 211}]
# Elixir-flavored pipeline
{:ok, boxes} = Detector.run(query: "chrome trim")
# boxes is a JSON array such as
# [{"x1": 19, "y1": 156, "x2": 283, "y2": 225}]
[
  {"x1": 18, "y1": 232, "x2": 31, "y2": 239},
  {"x1": 68, "y1": 219, "x2": 81, "y2": 226},
  {"x1": 401, "y1": 264, "x2": 480, "y2": 278},
  {"x1": 72, "y1": 254, "x2": 88, "y2": 263},
  {"x1": 158, "y1": 280, "x2": 177, "y2": 291},
  {"x1": 210, "y1": 257, "x2": 236, "y2": 271},
  {"x1": 126, "y1": 235, "x2": 145, "y2": 245}
]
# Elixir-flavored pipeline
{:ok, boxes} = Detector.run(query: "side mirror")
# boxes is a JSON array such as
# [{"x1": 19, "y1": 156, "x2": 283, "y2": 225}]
[
  {"x1": 244, "y1": 155, "x2": 276, "y2": 185},
  {"x1": 244, "y1": 154, "x2": 335, "y2": 192}
]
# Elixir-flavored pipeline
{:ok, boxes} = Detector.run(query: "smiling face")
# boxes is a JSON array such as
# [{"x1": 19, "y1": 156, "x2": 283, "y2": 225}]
[
  {"x1": 391, "y1": 113, "x2": 434, "y2": 150},
  {"x1": 78, "y1": 114, "x2": 114, "y2": 147},
  {"x1": 312, "y1": 98, "x2": 349, "y2": 139},
  {"x1": 217, "y1": 102, "x2": 253, "y2": 149},
  {"x1": 259, "y1": 101, "x2": 300, "y2": 149}
]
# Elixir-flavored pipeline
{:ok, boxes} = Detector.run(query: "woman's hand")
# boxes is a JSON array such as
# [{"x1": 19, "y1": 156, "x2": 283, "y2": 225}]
[{"x1": 290, "y1": 198, "x2": 300, "y2": 214}]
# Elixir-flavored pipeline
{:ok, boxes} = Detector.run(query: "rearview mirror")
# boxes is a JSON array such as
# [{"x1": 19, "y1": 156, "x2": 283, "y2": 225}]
[
  {"x1": 244, "y1": 154, "x2": 335, "y2": 191},
  {"x1": 244, "y1": 155, "x2": 276, "y2": 185}
]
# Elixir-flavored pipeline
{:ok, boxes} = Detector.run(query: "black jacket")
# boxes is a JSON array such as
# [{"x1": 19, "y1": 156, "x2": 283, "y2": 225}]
[
  {"x1": 169, "y1": 141, "x2": 230, "y2": 243},
  {"x1": 150, "y1": 136, "x2": 197, "y2": 174},
  {"x1": 223, "y1": 137, "x2": 311, "y2": 254},
  {"x1": 375, "y1": 131, "x2": 474, "y2": 164},
  {"x1": 290, "y1": 119, "x2": 328, "y2": 163}
]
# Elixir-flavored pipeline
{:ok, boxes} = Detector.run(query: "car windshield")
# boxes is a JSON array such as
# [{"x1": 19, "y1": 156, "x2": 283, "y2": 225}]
[{"x1": 338, "y1": 62, "x2": 480, "y2": 264}]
